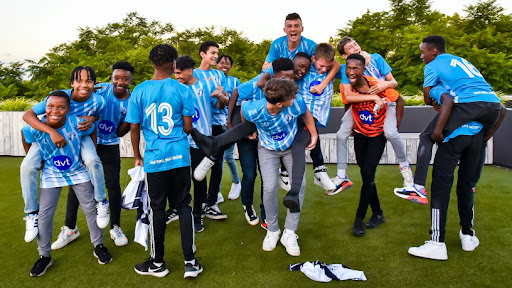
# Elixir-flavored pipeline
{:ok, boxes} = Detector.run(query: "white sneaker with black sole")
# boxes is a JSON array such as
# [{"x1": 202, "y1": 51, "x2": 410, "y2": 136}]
[
  {"x1": 243, "y1": 205, "x2": 259, "y2": 225},
  {"x1": 204, "y1": 204, "x2": 227, "y2": 220},
  {"x1": 217, "y1": 191, "x2": 224, "y2": 204},
  {"x1": 408, "y1": 240, "x2": 448, "y2": 260},
  {"x1": 194, "y1": 157, "x2": 215, "y2": 181},
  {"x1": 96, "y1": 200, "x2": 110, "y2": 229},
  {"x1": 314, "y1": 166, "x2": 336, "y2": 190},
  {"x1": 184, "y1": 259, "x2": 203, "y2": 278}
]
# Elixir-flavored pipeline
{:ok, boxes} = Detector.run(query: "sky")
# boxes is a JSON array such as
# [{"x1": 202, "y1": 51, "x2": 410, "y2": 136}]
[{"x1": 1, "y1": 0, "x2": 511, "y2": 63}]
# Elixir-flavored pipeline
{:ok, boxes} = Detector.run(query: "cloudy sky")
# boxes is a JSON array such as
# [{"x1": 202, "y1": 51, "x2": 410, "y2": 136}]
[{"x1": 1, "y1": 0, "x2": 510, "y2": 63}]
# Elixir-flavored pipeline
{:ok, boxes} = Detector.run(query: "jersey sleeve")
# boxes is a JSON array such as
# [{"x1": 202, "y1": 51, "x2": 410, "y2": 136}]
[
  {"x1": 380, "y1": 88, "x2": 399, "y2": 103},
  {"x1": 340, "y1": 64, "x2": 350, "y2": 85},
  {"x1": 125, "y1": 89, "x2": 142, "y2": 124},
  {"x1": 241, "y1": 101, "x2": 257, "y2": 122},
  {"x1": 92, "y1": 93, "x2": 106, "y2": 116},
  {"x1": 295, "y1": 95, "x2": 308, "y2": 115},
  {"x1": 307, "y1": 39, "x2": 317, "y2": 57},
  {"x1": 181, "y1": 87, "x2": 195, "y2": 117},
  {"x1": 429, "y1": 85, "x2": 450, "y2": 105},
  {"x1": 372, "y1": 54, "x2": 392, "y2": 77},
  {"x1": 22, "y1": 125, "x2": 36, "y2": 144},
  {"x1": 237, "y1": 82, "x2": 253, "y2": 102},
  {"x1": 31, "y1": 98, "x2": 48, "y2": 115},
  {"x1": 264, "y1": 39, "x2": 280, "y2": 64},
  {"x1": 423, "y1": 64, "x2": 439, "y2": 88},
  {"x1": 94, "y1": 83, "x2": 111, "y2": 96}
]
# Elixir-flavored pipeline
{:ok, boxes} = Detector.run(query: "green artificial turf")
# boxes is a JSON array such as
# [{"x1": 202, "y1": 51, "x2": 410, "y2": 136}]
[{"x1": 0, "y1": 156, "x2": 511, "y2": 287}]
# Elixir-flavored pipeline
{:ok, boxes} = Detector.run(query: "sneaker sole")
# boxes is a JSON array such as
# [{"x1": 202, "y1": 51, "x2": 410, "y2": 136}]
[
  {"x1": 282, "y1": 198, "x2": 300, "y2": 213},
  {"x1": 166, "y1": 216, "x2": 179, "y2": 225},
  {"x1": 393, "y1": 189, "x2": 428, "y2": 205},
  {"x1": 134, "y1": 267, "x2": 169, "y2": 277},
  {"x1": 244, "y1": 213, "x2": 259, "y2": 226},
  {"x1": 184, "y1": 266, "x2": 203, "y2": 278},
  {"x1": 93, "y1": 251, "x2": 112, "y2": 265},
  {"x1": 205, "y1": 214, "x2": 227, "y2": 220},
  {"x1": 110, "y1": 233, "x2": 128, "y2": 246},
  {"x1": 30, "y1": 259, "x2": 53, "y2": 277},
  {"x1": 326, "y1": 182, "x2": 352, "y2": 196},
  {"x1": 314, "y1": 178, "x2": 336, "y2": 190},
  {"x1": 280, "y1": 238, "x2": 300, "y2": 256},
  {"x1": 51, "y1": 231, "x2": 80, "y2": 250},
  {"x1": 408, "y1": 249, "x2": 447, "y2": 260},
  {"x1": 25, "y1": 230, "x2": 39, "y2": 243}
]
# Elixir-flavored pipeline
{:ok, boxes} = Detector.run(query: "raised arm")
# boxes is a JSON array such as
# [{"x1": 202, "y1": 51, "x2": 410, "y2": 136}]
[{"x1": 310, "y1": 60, "x2": 341, "y2": 95}]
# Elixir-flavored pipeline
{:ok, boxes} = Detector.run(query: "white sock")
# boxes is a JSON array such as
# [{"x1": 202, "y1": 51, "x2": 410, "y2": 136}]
[
  {"x1": 337, "y1": 169, "x2": 347, "y2": 178},
  {"x1": 399, "y1": 161, "x2": 410, "y2": 168},
  {"x1": 185, "y1": 259, "x2": 195, "y2": 265},
  {"x1": 414, "y1": 183, "x2": 425, "y2": 189}
]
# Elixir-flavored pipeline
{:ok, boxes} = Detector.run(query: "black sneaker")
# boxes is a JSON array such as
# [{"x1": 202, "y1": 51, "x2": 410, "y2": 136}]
[
  {"x1": 184, "y1": 259, "x2": 203, "y2": 278},
  {"x1": 243, "y1": 205, "x2": 259, "y2": 225},
  {"x1": 283, "y1": 193, "x2": 300, "y2": 213},
  {"x1": 366, "y1": 213, "x2": 385, "y2": 229},
  {"x1": 93, "y1": 244, "x2": 112, "y2": 264},
  {"x1": 194, "y1": 216, "x2": 204, "y2": 233},
  {"x1": 134, "y1": 258, "x2": 169, "y2": 277},
  {"x1": 352, "y1": 217, "x2": 365, "y2": 236},
  {"x1": 166, "y1": 209, "x2": 179, "y2": 224},
  {"x1": 204, "y1": 204, "x2": 227, "y2": 220},
  {"x1": 30, "y1": 256, "x2": 52, "y2": 277},
  {"x1": 191, "y1": 128, "x2": 217, "y2": 160}
]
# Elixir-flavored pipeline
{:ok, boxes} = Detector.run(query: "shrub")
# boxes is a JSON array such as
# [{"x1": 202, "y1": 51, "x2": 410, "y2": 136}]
[{"x1": 0, "y1": 97, "x2": 36, "y2": 111}]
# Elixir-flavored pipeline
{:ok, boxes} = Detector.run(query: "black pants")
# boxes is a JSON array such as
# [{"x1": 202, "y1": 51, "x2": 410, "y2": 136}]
[
  {"x1": 354, "y1": 133, "x2": 386, "y2": 219},
  {"x1": 65, "y1": 144, "x2": 122, "y2": 229},
  {"x1": 207, "y1": 125, "x2": 225, "y2": 205},
  {"x1": 190, "y1": 147, "x2": 215, "y2": 216},
  {"x1": 414, "y1": 101, "x2": 499, "y2": 186},
  {"x1": 146, "y1": 166, "x2": 195, "y2": 262},
  {"x1": 430, "y1": 132, "x2": 483, "y2": 242}
]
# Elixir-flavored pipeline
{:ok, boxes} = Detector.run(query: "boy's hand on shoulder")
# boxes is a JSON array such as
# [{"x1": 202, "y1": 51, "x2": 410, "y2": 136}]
[
  {"x1": 360, "y1": 51, "x2": 372, "y2": 66},
  {"x1": 78, "y1": 116, "x2": 95, "y2": 131},
  {"x1": 368, "y1": 80, "x2": 389, "y2": 94},
  {"x1": 49, "y1": 130, "x2": 67, "y2": 148}
]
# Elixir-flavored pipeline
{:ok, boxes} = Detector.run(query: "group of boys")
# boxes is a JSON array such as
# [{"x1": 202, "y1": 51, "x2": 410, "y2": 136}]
[{"x1": 19, "y1": 11, "x2": 506, "y2": 279}]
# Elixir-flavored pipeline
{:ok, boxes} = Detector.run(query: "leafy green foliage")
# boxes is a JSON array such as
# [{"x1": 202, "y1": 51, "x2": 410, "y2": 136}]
[{"x1": 0, "y1": 97, "x2": 35, "y2": 111}]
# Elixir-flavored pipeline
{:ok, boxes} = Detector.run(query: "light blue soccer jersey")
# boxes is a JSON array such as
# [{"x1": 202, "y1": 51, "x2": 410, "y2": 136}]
[
  {"x1": 242, "y1": 96, "x2": 307, "y2": 151},
  {"x1": 298, "y1": 63, "x2": 341, "y2": 127},
  {"x1": 423, "y1": 53, "x2": 500, "y2": 104},
  {"x1": 194, "y1": 68, "x2": 228, "y2": 126},
  {"x1": 236, "y1": 68, "x2": 273, "y2": 105},
  {"x1": 94, "y1": 83, "x2": 130, "y2": 145},
  {"x1": 32, "y1": 89, "x2": 105, "y2": 118},
  {"x1": 125, "y1": 78, "x2": 194, "y2": 173},
  {"x1": 217, "y1": 75, "x2": 241, "y2": 120},
  {"x1": 428, "y1": 85, "x2": 483, "y2": 142},
  {"x1": 23, "y1": 115, "x2": 94, "y2": 188},
  {"x1": 186, "y1": 78, "x2": 218, "y2": 148},
  {"x1": 265, "y1": 36, "x2": 316, "y2": 64}
]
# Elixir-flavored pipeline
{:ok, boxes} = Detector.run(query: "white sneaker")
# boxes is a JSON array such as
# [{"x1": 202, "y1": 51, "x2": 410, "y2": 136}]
[
  {"x1": 400, "y1": 165, "x2": 414, "y2": 187},
  {"x1": 194, "y1": 157, "x2": 215, "y2": 181},
  {"x1": 228, "y1": 182, "x2": 241, "y2": 200},
  {"x1": 96, "y1": 200, "x2": 110, "y2": 229},
  {"x1": 262, "y1": 230, "x2": 281, "y2": 251},
  {"x1": 327, "y1": 175, "x2": 353, "y2": 196},
  {"x1": 217, "y1": 192, "x2": 224, "y2": 204},
  {"x1": 408, "y1": 240, "x2": 448, "y2": 260},
  {"x1": 279, "y1": 169, "x2": 291, "y2": 191},
  {"x1": 460, "y1": 230, "x2": 479, "y2": 251},
  {"x1": 109, "y1": 225, "x2": 128, "y2": 246},
  {"x1": 314, "y1": 166, "x2": 336, "y2": 190},
  {"x1": 280, "y1": 229, "x2": 300, "y2": 256},
  {"x1": 51, "y1": 226, "x2": 80, "y2": 250},
  {"x1": 24, "y1": 213, "x2": 38, "y2": 243},
  {"x1": 243, "y1": 205, "x2": 259, "y2": 226}
]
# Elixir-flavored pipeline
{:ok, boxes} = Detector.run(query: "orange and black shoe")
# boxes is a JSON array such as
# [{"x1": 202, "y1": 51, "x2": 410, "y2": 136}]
[{"x1": 394, "y1": 185, "x2": 428, "y2": 205}]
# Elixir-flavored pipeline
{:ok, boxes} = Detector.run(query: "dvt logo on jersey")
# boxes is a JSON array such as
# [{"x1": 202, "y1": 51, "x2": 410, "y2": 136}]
[
  {"x1": 193, "y1": 108, "x2": 200, "y2": 123},
  {"x1": 98, "y1": 120, "x2": 116, "y2": 135},
  {"x1": 53, "y1": 155, "x2": 72, "y2": 171},
  {"x1": 309, "y1": 80, "x2": 323, "y2": 96},
  {"x1": 271, "y1": 131, "x2": 288, "y2": 141},
  {"x1": 359, "y1": 110, "x2": 374, "y2": 125}
]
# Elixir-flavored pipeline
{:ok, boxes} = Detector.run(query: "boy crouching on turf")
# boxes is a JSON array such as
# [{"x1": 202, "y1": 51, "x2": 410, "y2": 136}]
[
  {"x1": 22, "y1": 91, "x2": 112, "y2": 277},
  {"x1": 241, "y1": 78, "x2": 317, "y2": 256}
]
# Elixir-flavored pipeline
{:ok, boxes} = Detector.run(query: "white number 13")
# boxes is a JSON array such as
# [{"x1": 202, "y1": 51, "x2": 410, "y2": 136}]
[
  {"x1": 145, "y1": 103, "x2": 174, "y2": 136},
  {"x1": 450, "y1": 58, "x2": 482, "y2": 78}
]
